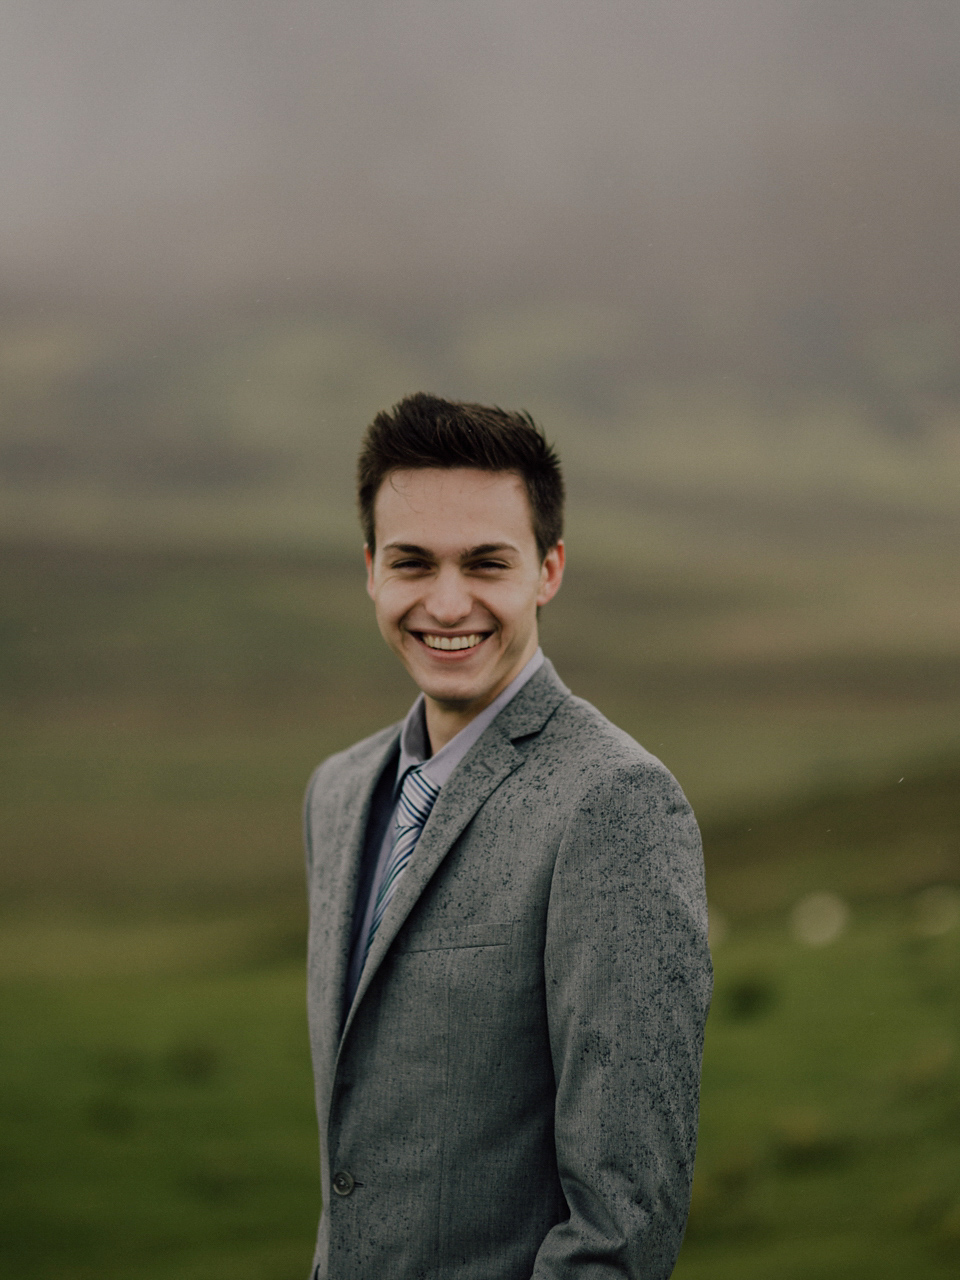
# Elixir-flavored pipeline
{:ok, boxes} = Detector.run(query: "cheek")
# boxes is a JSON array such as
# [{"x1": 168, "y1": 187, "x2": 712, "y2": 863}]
[
  {"x1": 482, "y1": 582, "x2": 540, "y2": 626},
  {"x1": 371, "y1": 584, "x2": 403, "y2": 625},
  {"x1": 373, "y1": 580, "x2": 423, "y2": 632}
]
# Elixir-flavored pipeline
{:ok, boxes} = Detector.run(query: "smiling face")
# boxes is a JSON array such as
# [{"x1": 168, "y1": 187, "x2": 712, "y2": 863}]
[{"x1": 366, "y1": 467, "x2": 564, "y2": 742}]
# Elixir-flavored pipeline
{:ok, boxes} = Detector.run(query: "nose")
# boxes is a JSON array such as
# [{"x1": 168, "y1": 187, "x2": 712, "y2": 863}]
[{"x1": 423, "y1": 564, "x2": 473, "y2": 627}]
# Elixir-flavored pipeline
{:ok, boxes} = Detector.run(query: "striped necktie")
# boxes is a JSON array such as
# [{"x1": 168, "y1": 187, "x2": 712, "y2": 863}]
[{"x1": 363, "y1": 765, "x2": 441, "y2": 966}]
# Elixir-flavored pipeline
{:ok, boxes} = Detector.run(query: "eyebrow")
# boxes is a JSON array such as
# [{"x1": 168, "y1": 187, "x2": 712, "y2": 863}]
[
  {"x1": 464, "y1": 543, "x2": 518, "y2": 558},
  {"x1": 383, "y1": 542, "x2": 519, "y2": 559}
]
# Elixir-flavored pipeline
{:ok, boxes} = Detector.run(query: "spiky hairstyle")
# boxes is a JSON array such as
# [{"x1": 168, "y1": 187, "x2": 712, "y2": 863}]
[{"x1": 357, "y1": 392, "x2": 564, "y2": 559}]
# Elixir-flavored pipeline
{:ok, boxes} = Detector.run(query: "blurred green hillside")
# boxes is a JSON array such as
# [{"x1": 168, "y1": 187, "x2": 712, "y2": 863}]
[
  {"x1": 3, "y1": 536, "x2": 958, "y2": 916},
  {"x1": 2, "y1": 305, "x2": 958, "y2": 554},
  {"x1": 1, "y1": 307, "x2": 959, "y2": 1277},
  {"x1": 2, "y1": 305, "x2": 957, "y2": 810},
  {"x1": 1, "y1": 533, "x2": 958, "y2": 1278}
]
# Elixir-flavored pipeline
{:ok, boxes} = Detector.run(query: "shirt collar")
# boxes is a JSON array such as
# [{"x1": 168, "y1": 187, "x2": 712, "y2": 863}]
[{"x1": 396, "y1": 647, "x2": 545, "y2": 792}]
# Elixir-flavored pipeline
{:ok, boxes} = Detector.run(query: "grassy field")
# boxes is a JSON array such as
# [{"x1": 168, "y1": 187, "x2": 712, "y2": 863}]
[
  {"x1": 3, "y1": 839, "x2": 960, "y2": 1279},
  {"x1": 0, "y1": 957, "x2": 319, "y2": 1280},
  {"x1": 2, "y1": 538, "x2": 959, "y2": 1276},
  {"x1": 681, "y1": 898, "x2": 960, "y2": 1279}
]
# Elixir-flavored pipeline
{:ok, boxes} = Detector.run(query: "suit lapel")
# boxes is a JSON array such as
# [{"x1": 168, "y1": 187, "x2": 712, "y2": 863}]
[
  {"x1": 339, "y1": 727, "x2": 522, "y2": 1042},
  {"x1": 338, "y1": 660, "x2": 570, "y2": 1045},
  {"x1": 309, "y1": 729, "x2": 399, "y2": 1083}
]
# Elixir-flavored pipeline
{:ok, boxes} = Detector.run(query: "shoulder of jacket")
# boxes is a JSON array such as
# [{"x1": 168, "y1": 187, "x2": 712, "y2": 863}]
[
  {"x1": 530, "y1": 692, "x2": 691, "y2": 808},
  {"x1": 543, "y1": 694, "x2": 661, "y2": 769},
  {"x1": 305, "y1": 721, "x2": 400, "y2": 795}
]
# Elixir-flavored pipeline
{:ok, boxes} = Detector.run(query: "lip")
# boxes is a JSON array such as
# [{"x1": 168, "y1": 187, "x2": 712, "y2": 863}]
[{"x1": 409, "y1": 631, "x2": 493, "y2": 660}]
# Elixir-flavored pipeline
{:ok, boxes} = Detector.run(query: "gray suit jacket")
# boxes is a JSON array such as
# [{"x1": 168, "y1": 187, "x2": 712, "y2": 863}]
[{"x1": 304, "y1": 660, "x2": 711, "y2": 1279}]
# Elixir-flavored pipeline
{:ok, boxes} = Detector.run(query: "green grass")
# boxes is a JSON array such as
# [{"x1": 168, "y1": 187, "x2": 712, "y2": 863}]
[
  {"x1": 3, "y1": 902, "x2": 960, "y2": 1278},
  {"x1": 677, "y1": 907, "x2": 960, "y2": 1279},
  {"x1": 2, "y1": 538, "x2": 959, "y2": 1274},
  {"x1": 1, "y1": 751, "x2": 958, "y2": 1278},
  {"x1": 0, "y1": 959, "x2": 320, "y2": 1279},
  {"x1": 705, "y1": 765, "x2": 960, "y2": 919}
]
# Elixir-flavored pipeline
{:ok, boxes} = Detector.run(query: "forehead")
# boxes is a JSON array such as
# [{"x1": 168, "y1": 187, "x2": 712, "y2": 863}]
[{"x1": 373, "y1": 468, "x2": 535, "y2": 549}]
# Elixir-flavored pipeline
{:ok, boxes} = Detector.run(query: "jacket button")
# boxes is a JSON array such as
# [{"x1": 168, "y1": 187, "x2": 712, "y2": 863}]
[{"x1": 332, "y1": 1170, "x2": 355, "y2": 1196}]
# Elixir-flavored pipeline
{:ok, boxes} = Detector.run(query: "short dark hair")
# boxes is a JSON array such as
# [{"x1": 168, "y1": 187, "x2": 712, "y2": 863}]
[{"x1": 357, "y1": 392, "x2": 564, "y2": 560}]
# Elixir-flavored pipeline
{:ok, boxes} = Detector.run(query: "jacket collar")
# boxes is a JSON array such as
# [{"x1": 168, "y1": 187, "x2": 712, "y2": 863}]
[{"x1": 490, "y1": 655, "x2": 570, "y2": 742}]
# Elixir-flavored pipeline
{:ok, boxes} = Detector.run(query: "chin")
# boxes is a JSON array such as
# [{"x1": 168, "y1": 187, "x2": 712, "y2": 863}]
[{"x1": 417, "y1": 672, "x2": 487, "y2": 705}]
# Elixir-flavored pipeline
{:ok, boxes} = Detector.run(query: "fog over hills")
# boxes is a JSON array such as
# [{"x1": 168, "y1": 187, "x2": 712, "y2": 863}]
[
  {"x1": 2, "y1": 0, "x2": 959, "y2": 379},
  {"x1": 1, "y1": 0, "x2": 959, "y2": 570}
]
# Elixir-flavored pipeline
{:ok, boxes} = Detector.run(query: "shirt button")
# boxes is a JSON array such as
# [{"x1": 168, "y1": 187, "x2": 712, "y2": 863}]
[{"x1": 332, "y1": 1170, "x2": 355, "y2": 1196}]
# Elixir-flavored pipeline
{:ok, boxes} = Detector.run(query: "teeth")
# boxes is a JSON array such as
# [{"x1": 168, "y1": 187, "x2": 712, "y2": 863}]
[{"x1": 422, "y1": 633, "x2": 485, "y2": 651}]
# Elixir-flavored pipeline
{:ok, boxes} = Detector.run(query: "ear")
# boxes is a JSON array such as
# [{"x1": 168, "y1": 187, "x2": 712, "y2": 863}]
[
  {"x1": 364, "y1": 545, "x2": 375, "y2": 599},
  {"x1": 535, "y1": 540, "x2": 565, "y2": 607}
]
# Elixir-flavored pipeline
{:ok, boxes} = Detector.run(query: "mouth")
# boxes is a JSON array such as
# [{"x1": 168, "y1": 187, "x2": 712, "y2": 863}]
[{"x1": 414, "y1": 631, "x2": 490, "y2": 654}]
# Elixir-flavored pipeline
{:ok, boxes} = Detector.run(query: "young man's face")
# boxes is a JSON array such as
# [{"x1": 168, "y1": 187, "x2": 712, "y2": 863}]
[{"x1": 366, "y1": 467, "x2": 564, "y2": 717}]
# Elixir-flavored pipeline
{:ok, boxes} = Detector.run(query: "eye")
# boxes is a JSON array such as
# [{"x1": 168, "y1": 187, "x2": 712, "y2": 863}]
[
  {"x1": 471, "y1": 559, "x2": 508, "y2": 571},
  {"x1": 392, "y1": 558, "x2": 430, "y2": 570}
]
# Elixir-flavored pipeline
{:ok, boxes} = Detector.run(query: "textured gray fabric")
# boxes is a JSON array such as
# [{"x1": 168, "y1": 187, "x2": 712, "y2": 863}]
[
  {"x1": 303, "y1": 659, "x2": 712, "y2": 1279},
  {"x1": 397, "y1": 647, "x2": 545, "y2": 789},
  {"x1": 344, "y1": 649, "x2": 544, "y2": 1007}
]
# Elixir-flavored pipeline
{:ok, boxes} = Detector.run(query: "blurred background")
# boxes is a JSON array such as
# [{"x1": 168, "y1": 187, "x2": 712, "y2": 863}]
[{"x1": 1, "y1": 2, "x2": 959, "y2": 1276}]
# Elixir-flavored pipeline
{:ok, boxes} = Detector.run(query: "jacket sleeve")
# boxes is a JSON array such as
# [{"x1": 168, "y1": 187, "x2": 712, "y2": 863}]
[{"x1": 532, "y1": 760, "x2": 712, "y2": 1279}]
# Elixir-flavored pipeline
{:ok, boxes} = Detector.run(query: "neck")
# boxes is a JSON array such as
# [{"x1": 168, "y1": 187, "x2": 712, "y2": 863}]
[
  {"x1": 422, "y1": 647, "x2": 537, "y2": 753},
  {"x1": 423, "y1": 700, "x2": 478, "y2": 755}
]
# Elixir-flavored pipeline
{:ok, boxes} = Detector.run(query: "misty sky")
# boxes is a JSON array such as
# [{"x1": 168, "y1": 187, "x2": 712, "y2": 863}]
[{"x1": 1, "y1": 1, "x2": 959, "y2": 323}]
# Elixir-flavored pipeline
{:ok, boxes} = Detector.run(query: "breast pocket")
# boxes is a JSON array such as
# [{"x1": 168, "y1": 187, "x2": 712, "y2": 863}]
[{"x1": 393, "y1": 920, "x2": 516, "y2": 953}]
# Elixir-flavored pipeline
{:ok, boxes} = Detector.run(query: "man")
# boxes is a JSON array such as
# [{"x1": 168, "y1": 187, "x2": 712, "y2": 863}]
[{"x1": 303, "y1": 393, "x2": 711, "y2": 1279}]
